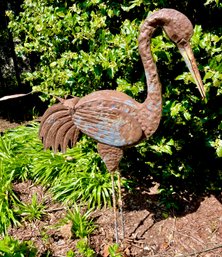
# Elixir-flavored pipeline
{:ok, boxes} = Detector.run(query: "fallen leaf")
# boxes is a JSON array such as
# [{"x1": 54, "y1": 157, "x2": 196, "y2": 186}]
[
  {"x1": 60, "y1": 221, "x2": 72, "y2": 239},
  {"x1": 103, "y1": 244, "x2": 110, "y2": 257}
]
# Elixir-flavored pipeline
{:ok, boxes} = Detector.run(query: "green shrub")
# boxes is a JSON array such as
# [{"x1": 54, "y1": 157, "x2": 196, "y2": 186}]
[{"x1": 0, "y1": 236, "x2": 37, "y2": 257}]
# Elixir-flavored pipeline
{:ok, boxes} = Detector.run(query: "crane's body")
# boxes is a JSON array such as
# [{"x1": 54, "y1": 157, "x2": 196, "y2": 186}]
[
  {"x1": 73, "y1": 89, "x2": 162, "y2": 147},
  {"x1": 39, "y1": 8, "x2": 205, "y2": 243},
  {"x1": 74, "y1": 90, "x2": 143, "y2": 147}
]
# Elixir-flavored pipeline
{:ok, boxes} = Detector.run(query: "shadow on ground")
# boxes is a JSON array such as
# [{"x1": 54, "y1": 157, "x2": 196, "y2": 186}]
[{"x1": 121, "y1": 136, "x2": 222, "y2": 220}]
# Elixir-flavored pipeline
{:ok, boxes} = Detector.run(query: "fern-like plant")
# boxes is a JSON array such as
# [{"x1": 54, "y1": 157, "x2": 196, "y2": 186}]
[
  {"x1": 65, "y1": 205, "x2": 96, "y2": 239},
  {"x1": 52, "y1": 169, "x2": 113, "y2": 208},
  {"x1": 16, "y1": 193, "x2": 46, "y2": 221},
  {"x1": 0, "y1": 163, "x2": 20, "y2": 234}
]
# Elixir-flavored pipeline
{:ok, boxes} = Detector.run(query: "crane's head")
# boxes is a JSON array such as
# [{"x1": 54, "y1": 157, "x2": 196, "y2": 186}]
[{"x1": 158, "y1": 9, "x2": 206, "y2": 98}]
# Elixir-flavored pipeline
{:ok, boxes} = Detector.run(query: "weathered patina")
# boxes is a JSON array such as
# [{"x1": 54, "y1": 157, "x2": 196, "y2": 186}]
[{"x1": 39, "y1": 9, "x2": 205, "y2": 242}]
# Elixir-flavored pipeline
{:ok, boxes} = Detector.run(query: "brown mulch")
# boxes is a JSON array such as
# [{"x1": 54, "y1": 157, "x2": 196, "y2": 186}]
[
  {"x1": 1, "y1": 118, "x2": 222, "y2": 256},
  {"x1": 7, "y1": 180, "x2": 222, "y2": 257},
  {"x1": 0, "y1": 117, "x2": 21, "y2": 133},
  {"x1": 9, "y1": 181, "x2": 77, "y2": 256}
]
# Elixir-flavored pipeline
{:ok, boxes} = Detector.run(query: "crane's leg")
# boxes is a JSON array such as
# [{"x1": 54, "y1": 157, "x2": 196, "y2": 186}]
[
  {"x1": 97, "y1": 143, "x2": 124, "y2": 243},
  {"x1": 117, "y1": 170, "x2": 125, "y2": 239},
  {"x1": 111, "y1": 171, "x2": 118, "y2": 243}
]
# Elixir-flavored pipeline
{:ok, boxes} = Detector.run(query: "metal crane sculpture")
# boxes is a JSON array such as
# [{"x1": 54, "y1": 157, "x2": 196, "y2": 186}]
[{"x1": 39, "y1": 9, "x2": 205, "y2": 242}]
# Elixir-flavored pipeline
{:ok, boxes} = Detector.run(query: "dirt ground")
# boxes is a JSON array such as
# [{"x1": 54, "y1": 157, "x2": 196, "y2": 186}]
[
  {"x1": 1, "y1": 117, "x2": 222, "y2": 257},
  {"x1": 0, "y1": 117, "x2": 22, "y2": 133}
]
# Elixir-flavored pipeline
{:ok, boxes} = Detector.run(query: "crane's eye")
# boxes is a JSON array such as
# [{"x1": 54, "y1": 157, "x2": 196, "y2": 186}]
[
  {"x1": 177, "y1": 38, "x2": 187, "y2": 46},
  {"x1": 171, "y1": 34, "x2": 178, "y2": 42}
]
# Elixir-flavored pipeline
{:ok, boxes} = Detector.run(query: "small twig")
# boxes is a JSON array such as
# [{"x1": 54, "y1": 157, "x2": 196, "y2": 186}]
[
  {"x1": 124, "y1": 237, "x2": 144, "y2": 244},
  {"x1": 45, "y1": 207, "x2": 66, "y2": 213},
  {"x1": 171, "y1": 217, "x2": 176, "y2": 242},
  {"x1": 28, "y1": 183, "x2": 37, "y2": 189},
  {"x1": 139, "y1": 222, "x2": 155, "y2": 238},
  {"x1": 148, "y1": 244, "x2": 222, "y2": 257},
  {"x1": 178, "y1": 238, "x2": 193, "y2": 254},
  {"x1": 176, "y1": 230, "x2": 205, "y2": 246},
  {"x1": 180, "y1": 244, "x2": 222, "y2": 257},
  {"x1": 129, "y1": 211, "x2": 151, "y2": 237},
  {"x1": 129, "y1": 242, "x2": 144, "y2": 250}
]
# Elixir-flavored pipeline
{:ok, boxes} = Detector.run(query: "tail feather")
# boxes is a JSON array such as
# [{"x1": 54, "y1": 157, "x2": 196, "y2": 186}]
[
  {"x1": 41, "y1": 112, "x2": 70, "y2": 140},
  {"x1": 39, "y1": 98, "x2": 80, "y2": 152},
  {"x1": 43, "y1": 116, "x2": 71, "y2": 151},
  {"x1": 54, "y1": 120, "x2": 76, "y2": 152},
  {"x1": 39, "y1": 104, "x2": 68, "y2": 131},
  {"x1": 62, "y1": 124, "x2": 80, "y2": 152}
]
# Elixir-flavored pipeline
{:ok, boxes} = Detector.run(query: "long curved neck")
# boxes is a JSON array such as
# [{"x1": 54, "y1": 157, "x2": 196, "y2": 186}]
[
  {"x1": 139, "y1": 15, "x2": 163, "y2": 105},
  {"x1": 138, "y1": 12, "x2": 166, "y2": 138}
]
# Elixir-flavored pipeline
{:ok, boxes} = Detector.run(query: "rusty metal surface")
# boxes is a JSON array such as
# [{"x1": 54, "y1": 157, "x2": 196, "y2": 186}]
[
  {"x1": 39, "y1": 8, "x2": 205, "y2": 242},
  {"x1": 97, "y1": 143, "x2": 123, "y2": 172},
  {"x1": 74, "y1": 90, "x2": 143, "y2": 147},
  {"x1": 39, "y1": 97, "x2": 80, "y2": 152},
  {"x1": 39, "y1": 8, "x2": 205, "y2": 171}
]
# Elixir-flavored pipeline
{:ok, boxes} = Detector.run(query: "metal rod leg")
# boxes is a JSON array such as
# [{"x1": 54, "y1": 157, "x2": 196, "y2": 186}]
[
  {"x1": 117, "y1": 171, "x2": 125, "y2": 240},
  {"x1": 111, "y1": 172, "x2": 119, "y2": 243}
]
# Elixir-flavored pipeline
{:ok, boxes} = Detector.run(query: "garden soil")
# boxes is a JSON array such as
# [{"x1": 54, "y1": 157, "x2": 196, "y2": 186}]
[{"x1": 1, "y1": 117, "x2": 222, "y2": 257}]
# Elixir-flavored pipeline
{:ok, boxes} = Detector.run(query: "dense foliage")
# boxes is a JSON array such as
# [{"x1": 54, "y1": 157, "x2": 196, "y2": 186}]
[
  {"x1": 1, "y1": 0, "x2": 221, "y2": 239},
  {"x1": 0, "y1": 0, "x2": 221, "y2": 255},
  {"x1": 7, "y1": 0, "x2": 221, "y2": 190}
]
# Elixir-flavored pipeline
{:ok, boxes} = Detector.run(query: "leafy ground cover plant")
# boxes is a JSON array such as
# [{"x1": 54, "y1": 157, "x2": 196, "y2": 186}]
[
  {"x1": 0, "y1": 165, "x2": 20, "y2": 235},
  {"x1": 75, "y1": 238, "x2": 96, "y2": 257},
  {"x1": 0, "y1": 236, "x2": 37, "y2": 257},
  {"x1": 65, "y1": 205, "x2": 96, "y2": 239},
  {"x1": 108, "y1": 243, "x2": 123, "y2": 257},
  {"x1": 30, "y1": 135, "x2": 114, "y2": 208},
  {"x1": 15, "y1": 193, "x2": 46, "y2": 221},
  {"x1": 51, "y1": 168, "x2": 113, "y2": 208},
  {"x1": 0, "y1": 123, "x2": 48, "y2": 234},
  {"x1": 0, "y1": 123, "x2": 42, "y2": 181},
  {"x1": 61, "y1": 206, "x2": 96, "y2": 257},
  {"x1": 0, "y1": 123, "x2": 116, "y2": 237}
]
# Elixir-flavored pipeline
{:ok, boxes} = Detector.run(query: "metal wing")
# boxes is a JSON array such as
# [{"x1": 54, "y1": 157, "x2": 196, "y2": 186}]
[
  {"x1": 39, "y1": 100, "x2": 80, "y2": 152},
  {"x1": 73, "y1": 100, "x2": 143, "y2": 147}
]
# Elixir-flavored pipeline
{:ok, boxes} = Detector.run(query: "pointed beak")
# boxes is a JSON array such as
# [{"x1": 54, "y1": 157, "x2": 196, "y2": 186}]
[{"x1": 178, "y1": 43, "x2": 206, "y2": 99}]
